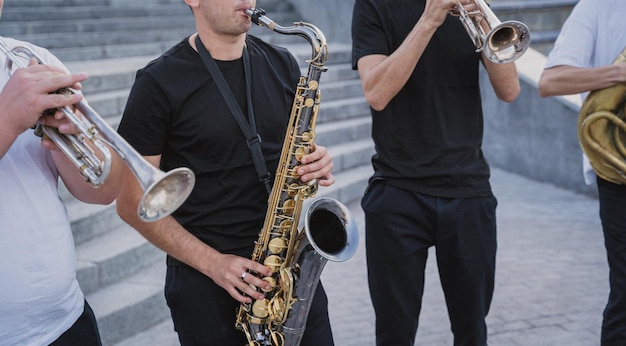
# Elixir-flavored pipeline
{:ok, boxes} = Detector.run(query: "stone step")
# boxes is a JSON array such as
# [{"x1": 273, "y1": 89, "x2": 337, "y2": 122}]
[
  {"x1": 76, "y1": 222, "x2": 163, "y2": 295},
  {"x1": 67, "y1": 200, "x2": 121, "y2": 245},
  {"x1": 87, "y1": 259, "x2": 168, "y2": 346},
  {"x1": 317, "y1": 113, "x2": 372, "y2": 147},
  {"x1": 0, "y1": 6, "x2": 191, "y2": 22},
  {"x1": 2, "y1": 0, "x2": 183, "y2": 7},
  {"x1": 318, "y1": 95, "x2": 371, "y2": 124},
  {"x1": 1, "y1": 2, "x2": 304, "y2": 61}
]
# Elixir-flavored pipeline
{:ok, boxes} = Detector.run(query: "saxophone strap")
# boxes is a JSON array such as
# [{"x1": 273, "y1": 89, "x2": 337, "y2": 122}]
[{"x1": 195, "y1": 35, "x2": 272, "y2": 195}]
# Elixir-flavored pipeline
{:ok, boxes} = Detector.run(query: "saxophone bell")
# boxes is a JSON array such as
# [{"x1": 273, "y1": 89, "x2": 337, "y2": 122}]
[{"x1": 279, "y1": 198, "x2": 358, "y2": 344}]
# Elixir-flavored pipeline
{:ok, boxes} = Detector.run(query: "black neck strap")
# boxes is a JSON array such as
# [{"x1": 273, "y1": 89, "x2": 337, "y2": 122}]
[{"x1": 195, "y1": 35, "x2": 271, "y2": 195}]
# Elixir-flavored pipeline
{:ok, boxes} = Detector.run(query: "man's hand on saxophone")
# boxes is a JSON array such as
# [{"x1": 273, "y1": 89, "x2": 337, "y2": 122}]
[{"x1": 297, "y1": 144, "x2": 335, "y2": 186}]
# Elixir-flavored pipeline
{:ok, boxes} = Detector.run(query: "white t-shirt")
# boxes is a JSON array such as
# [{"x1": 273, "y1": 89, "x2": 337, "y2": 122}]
[
  {"x1": 544, "y1": 0, "x2": 626, "y2": 185},
  {"x1": 0, "y1": 38, "x2": 84, "y2": 346}
]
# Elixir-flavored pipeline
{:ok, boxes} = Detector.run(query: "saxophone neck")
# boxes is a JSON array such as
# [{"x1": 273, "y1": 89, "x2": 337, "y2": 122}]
[{"x1": 245, "y1": 8, "x2": 328, "y2": 67}]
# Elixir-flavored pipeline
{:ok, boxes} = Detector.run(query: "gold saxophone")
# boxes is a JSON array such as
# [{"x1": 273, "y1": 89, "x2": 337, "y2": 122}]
[
  {"x1": 578, "y1": 47, "x2": 626, "y2": 184},
  {"x1": 235, "y1": 8, "x2": 359, "y2": 346}
]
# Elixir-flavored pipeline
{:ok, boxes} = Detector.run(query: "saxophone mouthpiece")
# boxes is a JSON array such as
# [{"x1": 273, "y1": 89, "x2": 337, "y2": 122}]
[{"x1": 245, "y1": 8, "x2": 266, "y2": 25}]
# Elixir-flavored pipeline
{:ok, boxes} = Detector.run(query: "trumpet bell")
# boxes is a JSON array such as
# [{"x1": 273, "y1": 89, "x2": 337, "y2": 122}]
[
  {"x1": 484, "y1": 20, "x2": 531, "y2": 64},
  {"x1": 138, "y1": 167, "x2": 196, "y2": 222},
  {"x1": 453, "y1": 0, "x2": 531, "y2": 64}
]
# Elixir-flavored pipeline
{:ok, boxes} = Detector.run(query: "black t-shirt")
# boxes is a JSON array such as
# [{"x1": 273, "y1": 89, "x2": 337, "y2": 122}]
[
  {"x1": 118, "y1": 35, "x2": 301, "y2": 254},
  {"x1": 352, "y1": 0, "x2": 492, "y2": 198}
]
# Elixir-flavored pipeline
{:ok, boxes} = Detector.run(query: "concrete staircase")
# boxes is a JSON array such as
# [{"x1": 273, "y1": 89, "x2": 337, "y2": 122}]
[
  {"x1": 1, "y1": 1, "x2": 371, "y2": 345},
  {"x1": 0, "y1": 0, "x2": 578, "y2": 344}
]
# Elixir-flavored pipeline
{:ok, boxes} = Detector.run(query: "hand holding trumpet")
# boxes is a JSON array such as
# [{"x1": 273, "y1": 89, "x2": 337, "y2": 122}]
[
  {"x1": 0, "y1": 58, "x2": 86, "y2": 158},
  {"x1": 0, "y1": 39, "x2": 195, "y2": 220},
  {"x1": 422, "y1": 0, "x2": 472, "y2": 28}
]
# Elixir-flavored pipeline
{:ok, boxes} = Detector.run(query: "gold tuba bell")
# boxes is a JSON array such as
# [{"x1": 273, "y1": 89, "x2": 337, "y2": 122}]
[
  {"x1": 578, "y1": 47, "x2": 626, "y2": 185},
  {"x1": 451, "y1": 0, "x2": 531, "y2": 64},
  {"x1": 0, "y1": 39, "x2": 196, "y2": 221}
]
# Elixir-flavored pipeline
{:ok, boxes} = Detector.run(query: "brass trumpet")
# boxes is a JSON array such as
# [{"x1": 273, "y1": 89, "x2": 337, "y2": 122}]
[
  {"x1": 0, "y1": 39, "x2": 196, "y2": 222},
  {"x1": 451, "y1": 0, "x2": 531, "y2": 64}
]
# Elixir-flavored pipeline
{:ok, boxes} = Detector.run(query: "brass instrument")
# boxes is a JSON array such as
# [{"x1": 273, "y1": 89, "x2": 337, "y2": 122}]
[
  {"x1": 578, "y1": 47, "x2": 626, "y2": 185},
  {"x1": 0, "y1": 39, "x2": 196, "y2": 221},
  {"x1": 235, "y1": 8, "x2": 359, "y2": 346},
  {"x1": 451, "y1": 0, "x2": 531, "y2": 64}
]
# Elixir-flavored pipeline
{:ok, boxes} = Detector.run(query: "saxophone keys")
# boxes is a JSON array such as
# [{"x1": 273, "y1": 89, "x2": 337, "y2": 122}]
[
  {"x1": 268, "y1": 237, "x2": 287, "y2": 254},
  {"x1": 277, "y1": 219, "x2": 292, "y2": 233},
  {"x1": 262, "y1": 276, "x2": 277, "y2": 292},
  {"x1": 294, "y1": 146, "x2": 309, "y2": 161},
  {"x1": 263, "y1": 255, "x2": 283, "y2": 273},
  {"x1": 282, "y1": 199, "x2": 296, "y2": 216},
  {"x1": 252, "y1": 299, "x2": 270, "y2": 319}
]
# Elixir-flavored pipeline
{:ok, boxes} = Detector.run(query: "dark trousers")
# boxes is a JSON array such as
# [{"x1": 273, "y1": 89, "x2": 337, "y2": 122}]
[
  {"x1": 597, "y1": 177, "x2": 626, "y2": 346},
  {"x1": 49, "y1": 300, "x2": 102, "y2": 346},
  {"x1": 362, "y1": 182, "x2": 497, "y2": 346},
  {"x1": 165, "y1": 262, "x2": 334, "y2": 345}
]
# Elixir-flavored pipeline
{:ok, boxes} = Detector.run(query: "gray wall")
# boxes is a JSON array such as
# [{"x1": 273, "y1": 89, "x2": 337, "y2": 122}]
[
  {"x1": 289, "y1": 0, "x2": 355, "y2": 44},
  {"x1": 481, "y1": 49, "x2": 598, "y2": 197}
]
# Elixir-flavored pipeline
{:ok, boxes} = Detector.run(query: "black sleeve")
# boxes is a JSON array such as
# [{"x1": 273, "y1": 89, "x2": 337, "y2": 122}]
[
  {"x1": 351, "y1": 0, "x2": 390, "y2": 70},
  {"x1": 117, "y1": 69, "x2": 170, "y2": 156}
]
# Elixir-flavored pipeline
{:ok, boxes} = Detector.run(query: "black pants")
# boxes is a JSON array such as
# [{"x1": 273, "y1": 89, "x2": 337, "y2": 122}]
[
  {"x1": 362, "y1": 182, "x2": 497, "y2": 346},
  {"x1": 597, "y1": 177, "x2": 626, "y2": 346},
  {"x1": 49, "y1": 300, "x2": 102, "y2": 346},
  {"x1": 164, "y1": 262, "x2": 334, "y2": 345}
]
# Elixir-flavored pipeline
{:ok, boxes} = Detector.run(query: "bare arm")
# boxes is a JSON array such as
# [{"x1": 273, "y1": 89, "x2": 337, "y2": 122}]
[
  {"x1": 357, "y1": 0, "x2": 467, "y2": 111},
  {"x1": 115, "y1": 155, "x2": 272, "y2": 304},
  {"x1": 538, "y1": 63, "x2": 626, "y2": 97},
  {"x1": 482, "y1": 57, "x2": 521, "y2": 103}
]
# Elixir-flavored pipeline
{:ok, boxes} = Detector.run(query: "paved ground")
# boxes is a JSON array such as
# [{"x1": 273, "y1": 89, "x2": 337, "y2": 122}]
[{"x1": 116, "y1": 166, "x2": 608, "y2": 346}]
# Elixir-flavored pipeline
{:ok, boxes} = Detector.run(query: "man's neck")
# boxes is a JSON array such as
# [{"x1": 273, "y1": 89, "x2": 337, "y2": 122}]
[{"x1": 190, "y1": 32, "x2": 246, "y2": 61}]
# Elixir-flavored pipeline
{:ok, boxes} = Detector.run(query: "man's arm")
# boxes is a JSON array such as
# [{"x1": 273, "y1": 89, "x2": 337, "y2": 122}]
[
  {"x1": 115, "y1": 154, "x2": 272, "y2": 304},
  {"x1": 482, "y1": 57, "x2": 521, "y2": 103},
  {"x1": 356, "y1": 0, "x2": 467, "y2": 111},
  {"x1": 538, "y1": 63, "x2": 626, "y2": 97}
]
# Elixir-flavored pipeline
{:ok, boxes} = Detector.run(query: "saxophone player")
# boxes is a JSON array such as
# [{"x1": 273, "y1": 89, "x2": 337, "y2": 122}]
[
  {"x1": 538, "y1": 0, "x2": 626, "y2": 344},
  {"x1": 115, "y1": 0, "x2": 336, "y2": 344},
  {"x1": 351, "y1": 0, "x2": 521, "y2": 345}
]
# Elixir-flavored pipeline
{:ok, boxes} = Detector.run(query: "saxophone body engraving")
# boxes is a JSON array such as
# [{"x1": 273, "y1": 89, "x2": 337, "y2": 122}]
[{"x1": 235, "y1": 9, "x2": 359, "y2": 346}]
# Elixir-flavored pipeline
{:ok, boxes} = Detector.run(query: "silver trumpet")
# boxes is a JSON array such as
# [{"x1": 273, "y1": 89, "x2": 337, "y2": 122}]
[
  {"x1": 0, "y1": 39, "x2": 195, "y2": 222},
  {"x1": 451, "y1": 0, "x2": 531, "y2": 64}
]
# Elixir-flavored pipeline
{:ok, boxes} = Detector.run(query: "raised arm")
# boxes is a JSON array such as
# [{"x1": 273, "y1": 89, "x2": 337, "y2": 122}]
[{"x1": 357, "y1": 0, "x2": 467, "y2": 111}]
